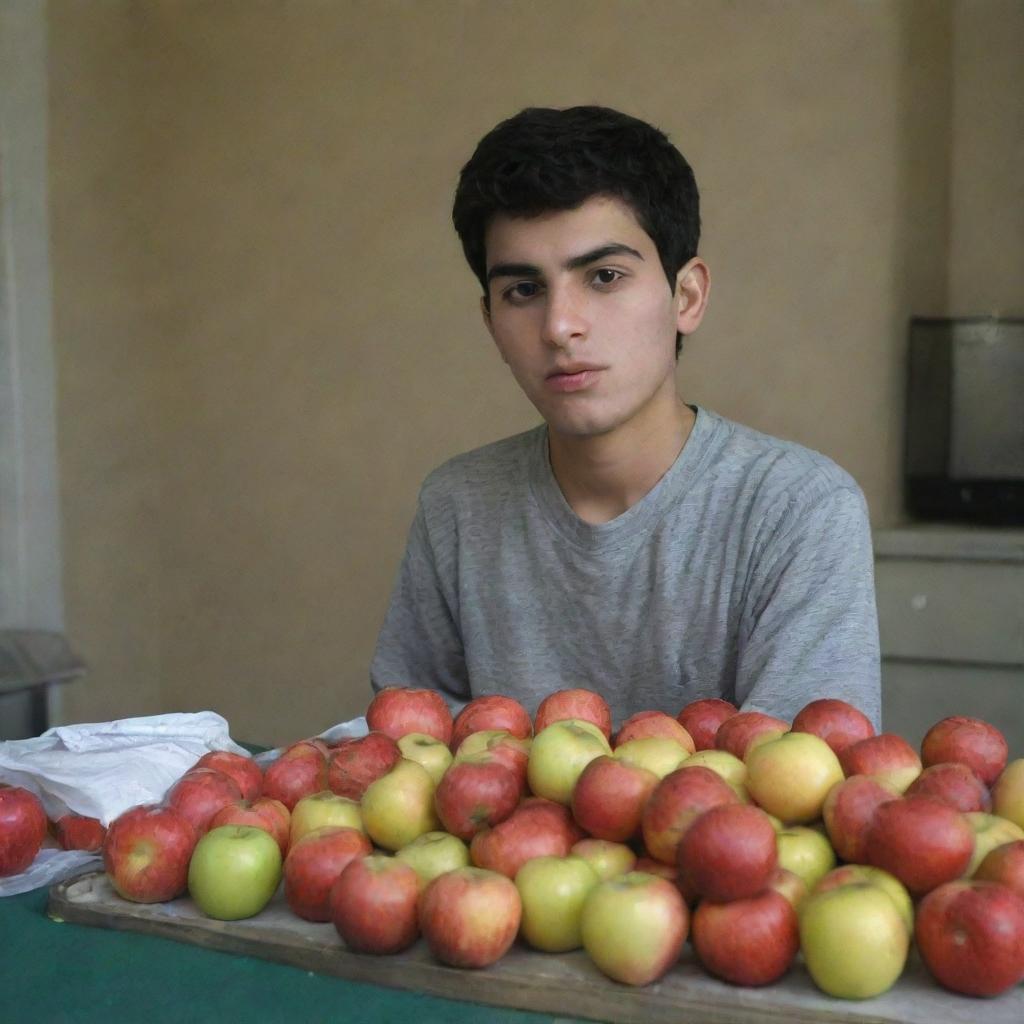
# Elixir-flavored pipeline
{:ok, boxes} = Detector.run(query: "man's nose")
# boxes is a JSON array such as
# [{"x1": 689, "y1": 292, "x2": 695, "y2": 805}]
[{"x1": 541, "y1": 283, "x2": 588, "y2": 348}]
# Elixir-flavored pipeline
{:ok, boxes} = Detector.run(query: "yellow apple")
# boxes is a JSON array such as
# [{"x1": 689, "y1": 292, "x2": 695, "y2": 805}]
[
  {"x1": 397, "y1": 732, "x2": 453, "y2": 785},
  {"x1": 682, "y1": 749, "x2": 747, "y2": 788},
  {"x1": 527, "y1": 720, "x2": 612, "y2": 805},
  {"x1": 776, "y1": 826, "x2": 836, "y2": 891},
  {"x1": 570, "y1": 838, "x2": 637, "y2": 880},
  {"x1": 812, "y1": 864, "x2": 914, "y2": 934},
  {"x1": 395, "y1": 830, "x2": 469, "y2": 887},
  {"x1": 360, "y1": 758, "x2": 439, "y2": 850},
  {"x1": 992, "y1": 758, "x2": 1024, "y2": 830},
  {"x1": 963, "y1": 811, "x2": 1024, "y2": 877},
  {"x1": 515, "y1": 854, "x2": 600, "y2": 952},
  {"x1": 745, "y1": 732, "x2": 844, "y2": 824},
  {"x1": 289, "y1": 790, "x2": 364, "y2": 847},
  {"x1": 454, "y1": 729, "x2": 509, "y2": 758},
  {"x1": 614, "y1": 737, "x2": 690, "y2": 780},
  {"x1": 800, "y1": 882, "x2": 909, "y2": 998}
]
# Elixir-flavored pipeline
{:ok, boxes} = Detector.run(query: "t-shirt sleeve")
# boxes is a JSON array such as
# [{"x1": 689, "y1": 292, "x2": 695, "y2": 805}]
[
  {"x1": 369, "y1": 497, "x2": 472, "y2": 710},
  {"x1": 734, "y1": 483, "x2": 882, "y2": 730}
]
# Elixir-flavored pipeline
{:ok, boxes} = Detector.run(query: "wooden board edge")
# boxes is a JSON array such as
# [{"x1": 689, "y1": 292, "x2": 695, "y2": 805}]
[{"x1": 41, "y1": 872, "x2": 970, "y2": 1024}]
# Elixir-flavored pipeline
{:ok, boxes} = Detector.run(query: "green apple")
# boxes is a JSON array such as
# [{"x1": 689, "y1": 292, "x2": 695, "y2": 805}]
[
  {"x1": 963, "y1": 811, "x2": 1024, "y2": 877},
  {"x1": 776, "y1": 825, "x2": 836, "y2": 890},
  {"x1": 289, "y1": 790, "x2": 363, "y2": 847},
  {"x1": 527, "y1": 720, "x2": 612, "y2": 805},
  {"x1": 812, "y1": 864, "x2": 913, "y2": 934},
  {"x1": 745, "y1": 732, "x2": 844, "y2": 824},
  {"x1": 360, "y1": 758, "x2": 439, "y2": 851},
  {"x1": 992, "y1": 758, "x2": 1024, "y2": 829},
  {"x1": 570, "y1": 838, "x2": 636, "y2": 881},
  {"x1": 395, "y1": 830, "x2": 469, "y2": 887},
  {"x1": 614, "y1": 737, "x2": 690, "y2": 780},
  {"x1": 799, "y1": 882, "x2": 909, "y2": 998},
  {"x1": 515, "y1": 855, "x2": 600, "y2": 952},
  {"x1": 397, "y1": 732, "x2": 453, "y2": 785},
  {"x1": 681, "y1": 749, "x2": 748, "y2": 788},
  {"x1": 187, "y1": 825, "x2": 282, "y2": 920}
]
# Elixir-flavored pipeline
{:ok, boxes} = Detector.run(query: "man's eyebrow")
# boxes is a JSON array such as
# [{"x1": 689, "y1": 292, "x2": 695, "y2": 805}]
[{"x1": 486, "y1": 242, "x2": 644, "y2": 284}]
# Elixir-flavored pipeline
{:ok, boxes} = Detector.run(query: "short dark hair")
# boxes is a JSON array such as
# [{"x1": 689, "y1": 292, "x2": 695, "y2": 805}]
[{"x1": 452, "y1": 106, "x2": 701, "y2": 356}]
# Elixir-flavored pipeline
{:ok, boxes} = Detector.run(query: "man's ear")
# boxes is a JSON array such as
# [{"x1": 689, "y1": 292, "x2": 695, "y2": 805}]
[{"x1": 674, "y1": 257, "x2": 711, "y2": 336}]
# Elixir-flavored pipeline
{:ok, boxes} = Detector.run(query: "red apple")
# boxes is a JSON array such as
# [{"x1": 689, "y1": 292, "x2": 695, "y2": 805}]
[
  {"x1": 263, "y1": 744, "x2": 329, "y2": 810},
  {"x1": 327, "y1": 731, "x2": 400, "y2": 800},
  {"x1": 921, "y1": 715, "x2": 1009, "y2": 787},
  {"x1": 0, "y1": 786, "x2": 48, "y2": 876},
  {"x1": 905, "y1": 762, "x2": 991, "y2": 813},
  {"x1": 166, "y1": 767, "x2": 242, "y2": 835},
  {"x1": 433, "y1": 758, "x2": 519, "y2": 840},
  {"x1": 194, "y1": 750, "x2": 263, "y2": 802},
  {"x1": 838, "y1": 733, "x2": 922, "y2": 793},
  {"x1": 570, "y1": 755, "x2": 659, "y2": 843},
  {"x1": 470, "y1": 799, "x2": 580, "y2": 878},
  {"x1": 283, "y1": 825, "x2": 372, "y2": 922},
  {"x1": 822, "y1": 775, "x2": 899, "y2": 863},
  {"x1": 974, "y1": 840, "x2": 1024, "y2": 900},
  {"x1": 53, "y1": 814, "x2": 106, "y2": 853},
  {"x1": 915, "y1": 879, "x2": 1024, "y2": 996},
  {"x1": 450, "y1": 695, "x2": 532, "y2": 751},
  {"x1": 614, "y1": 711, "x2": 695, "y2": 752},
  {"x1": 677, "y1": 804, "x2": 778, "y2": 903},
  {"x1": 418, "y1": 866, "x2": 522, "y2": 968},
  {"x1": 103, "y1": 804, "x2": 197, "y2": 902},
  {"x1": 714, "y1": 711, "x2": 788, "y2": 761},
  {"x1": 330, "y1": 854, "x2": 420, "y2": 954},
  {"x1": 209, "y1": 796, "x2": 291, "y2": 856},
  {"x1": 866, "y1": 796, "x2": 974, "y2": 896},
  {"x1": 677, "y1": 698, "x2": 737, "y2": 751},
  {"x1": 692, "y1": 888, "x2": 799, "y2": 986},
  {"x1": 534, "y1": 688, "x2": 612, "y2": 739},
  {"x1": 641, "y1": 765, "x2": 739, "y2": 865},
  {"x1": 791, "y1": 698, "x2": 875, "y2": 755},
  {"x1": 366, "y1": 686, "x2": 453, "y2": 744}
]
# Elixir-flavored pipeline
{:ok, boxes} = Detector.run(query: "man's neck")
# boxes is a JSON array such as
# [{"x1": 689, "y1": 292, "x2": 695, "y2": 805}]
[{"x1": 547, "y1": 395, "x2": 696, "y2": 525}]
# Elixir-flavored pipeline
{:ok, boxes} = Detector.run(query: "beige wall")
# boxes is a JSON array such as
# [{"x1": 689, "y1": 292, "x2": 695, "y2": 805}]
[{"x1": 48, "y1": 1, "x2": 1024, "y2": 745}]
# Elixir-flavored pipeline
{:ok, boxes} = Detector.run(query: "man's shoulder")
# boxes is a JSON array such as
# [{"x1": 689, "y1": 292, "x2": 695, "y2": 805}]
[
  {"x1": 419, "y1": 425, "x2": 542, "y2": 508},
  {"x1": 704, "y1": 410, "x2": 864, "y2": 510}
]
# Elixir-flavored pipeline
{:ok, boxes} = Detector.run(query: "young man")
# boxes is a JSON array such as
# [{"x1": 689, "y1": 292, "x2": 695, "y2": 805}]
[{"x1": 370, "y1": 106, "x2": 881, "y2": 730}]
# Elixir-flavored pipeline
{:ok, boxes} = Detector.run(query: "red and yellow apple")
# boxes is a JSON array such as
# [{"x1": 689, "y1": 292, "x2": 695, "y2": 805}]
[
  {"x1": 330, "y1": 854, "x2": 420, "y2": 954},
  {"x1": 418, "y1": 866, "x2": 522, "y2": 968}
]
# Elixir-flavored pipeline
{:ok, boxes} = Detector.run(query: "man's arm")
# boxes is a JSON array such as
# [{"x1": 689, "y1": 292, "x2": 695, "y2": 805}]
[
  {"x1": 369, "y1": 499, "x2": 472, "y2": 711},
  {"x1": 734, "y1": 484, "x2": 882, "y2": 730}
]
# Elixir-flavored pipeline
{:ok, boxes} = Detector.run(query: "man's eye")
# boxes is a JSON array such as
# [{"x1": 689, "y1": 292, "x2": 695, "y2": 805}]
[
  {"x1": 592, "y1": 268, "x2": 624, "y2": 287},
  {"x1": 505, "y1": 281, "x2": 541, "y2": 302}
]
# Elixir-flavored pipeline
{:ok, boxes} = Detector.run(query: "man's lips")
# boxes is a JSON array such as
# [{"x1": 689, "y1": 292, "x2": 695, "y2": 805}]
[{"x1": 545, "y1": 366, "x2": 605, "y2": 393}]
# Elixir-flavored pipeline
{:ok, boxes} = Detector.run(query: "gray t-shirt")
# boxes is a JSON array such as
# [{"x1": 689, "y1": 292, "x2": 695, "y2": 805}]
[{"x1": 370, "y1": 406, "x2": 881, "y2": 730}]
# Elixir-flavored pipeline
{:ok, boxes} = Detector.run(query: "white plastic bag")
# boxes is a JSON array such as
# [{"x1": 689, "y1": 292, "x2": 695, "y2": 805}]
[{"x1": 0, "y1": 711, "x2": 249, "y2": 896}]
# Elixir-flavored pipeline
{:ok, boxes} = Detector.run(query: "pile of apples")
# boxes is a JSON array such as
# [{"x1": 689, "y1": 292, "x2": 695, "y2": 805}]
[{"x1": 4, "y1": 690, "x2": 1024, "y2": 1003}]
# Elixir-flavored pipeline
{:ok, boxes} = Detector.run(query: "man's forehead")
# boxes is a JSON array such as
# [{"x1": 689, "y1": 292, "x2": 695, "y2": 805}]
[{"x1": 484, "y1": 195, "x2": 652, "y2": 266}]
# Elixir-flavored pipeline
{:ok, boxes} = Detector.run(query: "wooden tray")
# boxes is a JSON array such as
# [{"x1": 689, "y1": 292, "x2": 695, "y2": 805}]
[{"x1": 48, "y1": 871, "x2": 1022, "y2": 1024}]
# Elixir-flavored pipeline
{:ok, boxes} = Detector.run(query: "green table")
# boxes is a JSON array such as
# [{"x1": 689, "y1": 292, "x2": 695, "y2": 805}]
[{"x1": 4, "y1": 883, "x2": 584, "y2": 1024}]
